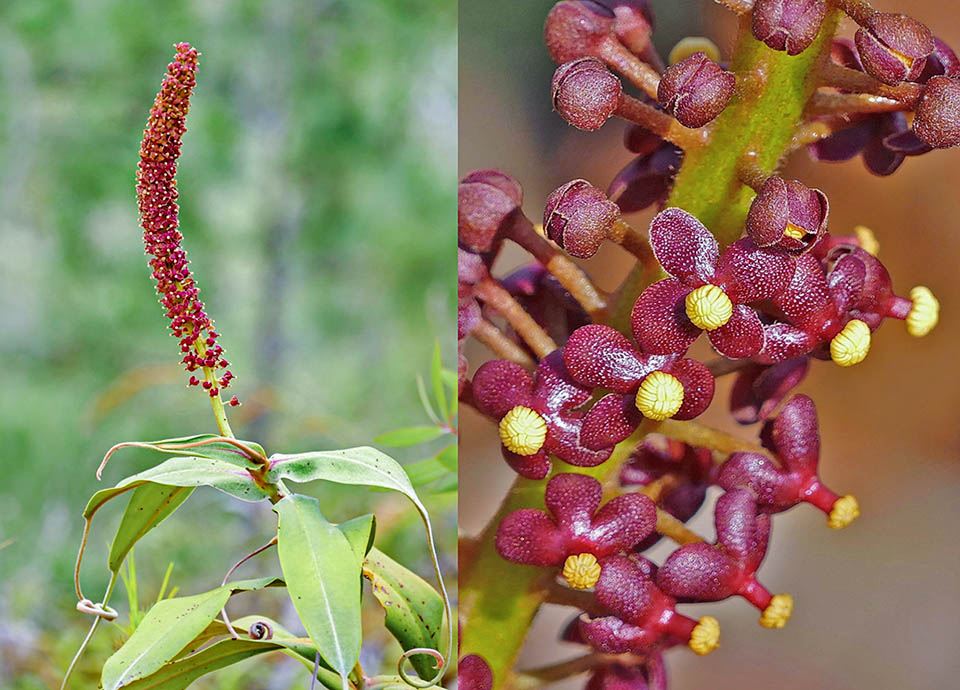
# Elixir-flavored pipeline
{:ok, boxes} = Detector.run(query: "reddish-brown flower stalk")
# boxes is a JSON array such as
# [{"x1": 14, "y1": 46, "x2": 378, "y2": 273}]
[{"x1": 136, "y1": 43, "x2": 238, "y2": 436}]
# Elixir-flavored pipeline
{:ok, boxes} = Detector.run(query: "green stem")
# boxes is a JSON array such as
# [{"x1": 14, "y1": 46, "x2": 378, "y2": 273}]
[
  {"x1": 61, "y1": 573, "x2": 118, "y2": 690},
  {"x1": 460, "y1": 12, "x2": 842, "y2": 688}
]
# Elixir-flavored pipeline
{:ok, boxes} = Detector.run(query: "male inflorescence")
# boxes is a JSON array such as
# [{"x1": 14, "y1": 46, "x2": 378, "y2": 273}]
[
  {"x1": 137, "y1": 42, "x2": 238, "y2": 406},
  {"x1": 458, "y1": 1, "x2": 949, "y2": 688}
]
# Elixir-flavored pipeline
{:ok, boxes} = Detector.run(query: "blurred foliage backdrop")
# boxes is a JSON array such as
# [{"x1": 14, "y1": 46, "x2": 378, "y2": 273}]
[{"x1": 0, "y1": 0, "x2": 456, "y2": 687}]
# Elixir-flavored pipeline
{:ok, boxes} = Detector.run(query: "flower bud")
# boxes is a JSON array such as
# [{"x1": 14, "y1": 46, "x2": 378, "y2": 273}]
[
  {"x1": 458, "y1": 170, "x2": 523, "y2": 253},
  {"x1": 657, "y1": 51, "x2": 735, "y2": 128},
  {"x1": 745, "y1": 177, "x2": 828, "y2": 253},
  {"x1": 544, "y1": 1, "x2": 616, "y2": 64},
  {"x1": 913, "y1": 76, "x2": 960, "y2": 149},
  {"x1": 854, "y1": 12, "x2": 934, "y2": 85},
  {"x1": 543, "y1": 179, "x2": 621, "y2": 258},
  {"x1": 607, "y1": 142, "x2": 682, "y2": 213},
  {"x1": 459, "y1": 655, "x2": 493, "y2": 690},
  {"x1": 551, "y1": 57, "x2": 623, "y2": 131},
  {"x1": 752, "y1": 0, "x2": 827, "y2": 56},
  {"x1": 597, "y1": 0, "x2": 655, "y2": 56},
  {"x1": 919, "y1": 37, "x2": 960, "y2": 82}
]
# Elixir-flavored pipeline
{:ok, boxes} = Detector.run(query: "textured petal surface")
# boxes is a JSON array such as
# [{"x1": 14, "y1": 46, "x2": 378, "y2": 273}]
[
  {"x1": 755, "y1": 322, "x2": 820, "y2": 363},
  {"x1": 545, "y1": 412, "x2": 615, "y2": 468},
  {"x1": 579, "y1": 615, "x2": 659, "y2": 655},
  {"x1": 648, "y1": 207, "x2": 718, "y2": 284},
  {"x1": 495, "y1": 508, "x2": 567, "y2": 566},
  {"x1": 657, "y1": 543, "x2": 736, "y2": 601},
  {"x1": 581, "y1": 393, "x2": 645, "y2": 450},
  {"x1": 714, "y1": 238, "x2": 795, "y2": 302},
  {"x1": 706, "y1": 304, "x2": 765, "y2": 358},
  {"x1": 533, "y1": 350, "x2": 594, "y2": 412},
  {"x1": 564, "y1": 324, "x2": 660, "y2": 392},
  {"x1": 502, "y1": 447, "x2": 552, "y2": 480},
  {"x1": 471, "y1": 360, "x2": 533, "y2": 418},
  {"x1": 545, "y1": 473, "x2": 603, "y2": 530},
  {"x1": 769, "y1": 394, "x2": 820, "y2": 475},
  {"x1": 666, "y1": 358, "x2": 715, "y2": 420},
  {"x1": 631, "y1": 279, "x2": 700, "y2": 355}
]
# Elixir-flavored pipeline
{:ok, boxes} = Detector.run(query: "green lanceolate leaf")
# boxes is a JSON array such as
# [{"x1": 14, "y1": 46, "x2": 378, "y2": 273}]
[
  {"x1": 435, "y1": 444, "x2": 456, "y2": 471},
  {"x1": 114, "y1": 457, "x2": 269, "y2": 503},
  {"x1": 403, "y1": 458, "x2": 449, "y2": 487},
  {"x1": 337, "y1": 514, "x2": 376, "y2": 564},
  {"x1": 265, "y1": 446, "x2": 452, "y2": 685},
  {"x1": 374, "y1": 426, "x2": 444, "y2": 447},
  {"x1": 363, "y1": 547, "x2": 444, "y2": 681},
  {"x1": 117, "y1": 638, "x2": 277, "y2": 690},
  {"x1": 108, "y1": 484, "x2": 193, "y2": 571},
  {"x1": 100, "y1": 577, "x2": 280, "y2": 690},
  {"x1": 274, "y1": 495, "x2": 362, "y2": 690}
]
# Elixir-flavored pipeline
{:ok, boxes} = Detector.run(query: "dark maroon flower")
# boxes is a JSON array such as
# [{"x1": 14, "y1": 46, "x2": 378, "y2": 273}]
[
  {"x1": 502, "y1": 263, "x2": 590, "y2": 344},
  {"x1": 810, "y1": 226, "x2": 880, "y2": 260},
  {"x1": 745, "y1": 177, "x2": 829, "y2": 254},
  {"x1": 137, "y1": 43, "x2": 235, "y2": 400},
  {"x1": 471, "y1": 353, "x2": 613, "y2": 479},
  {"x1": 595, "y1": 1, "x2": 655, "y2": 58},
  {"x1": 458, "y1": 249, "x2": 484, "y2": 341},
  {"x1": 632, "y1": 208, "x2": 793, "y2": 358},
  {"x1": 458, "y1": 170, "x2": 524, "y2": 253},
  {"x1": 552, "y1": 58, "x2": 623, "y2": 131},
  {"x1": 578, "y1": 555, "x2": 720, "y2": 655},
  {"x1": 608, "y1": 141, "x2": 683, "y2": 214},
  {"x1": 657, "y1": 52, "x2": 735, "y2": 128},
  {"x1": 854, "y1": 12, "x2": 934, "y2": 85},
  {"x1": 825, "y1": 246, "x2": 939, "y2": 336},
  {"x1": 918, "y1": 36, "x2": 960, "y2": 82},
  {"x1": 543, "y1": 179, "x2": 621, "y2": 257},
  {"x1": 563, "y1": 325, "x2": 715, "y2": 446},
  {"x1": 718, "y1": 395, "x2": 860, "y2": 528},
  {"x1": 913, "y1": 76, "x2": 960, "y2": 149},
  {"x1": 729, "y1": 357, "x2": 809, "y2": 424},
  {"x1": 459, "y1": 655, "x2": 493, "y2": 690},
  {"x1": 809, "y1": 40, "x2": 920, "y2": 176},
  {"x1": 495, "y1": 473, "x2": 656, "y2": 589},
  {"x1": 621, "y1": 436, "x2": 714, "y2": 551},
  {"x1": 657, "y1": 490, "x2": 794, "y2": 628},
  {"x1": 752, "y1": 0, "x2": 827, "y2": 56},
  {"x1": 544, "y1": 1, "x2": 616, "y2": 64}
]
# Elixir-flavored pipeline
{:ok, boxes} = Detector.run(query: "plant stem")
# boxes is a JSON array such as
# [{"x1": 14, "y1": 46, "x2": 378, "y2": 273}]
[
  {"x1": 616, "y1": 94, "x2": 708, "y2": 149},
  {"x1": 195, "y1": 337, "x2": 235, "y2": 438},
  {"x1": 818, "y1": 61, "x2": 921, "y2": 102},
  {"x1": 831, "y1": 0, "x2": 875, "y2": 26},
  {"x1": 806, "y1": 91, "x2": 905, "y2": 116},
  {"x1": 472, "y1": 319, "x2": 536, "y2": 369},
  {"x1": 474, "y1": 278, "x2": 558, "y2": 358},
  {"x1": 599, "y1": 38, "x2": 661, "y2": 100},
  {"x1": 61, "y1": 573, "x2": 118, "y2": 690}
]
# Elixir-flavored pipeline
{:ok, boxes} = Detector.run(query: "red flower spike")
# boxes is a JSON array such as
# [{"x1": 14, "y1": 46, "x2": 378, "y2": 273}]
[
  {"x1": 719, "y1": 395, "x2": 860, "y2": 528},
  {"x1": 495, "y1": 474, "x2": 656, "y2": 590},
  {"x1": 657, "y1": 52, "x2": 735, "y2": 129},
  {"x1": 745, "y1": 177, "x2": 829, "y2": 254},
  {"x1": 459, "y1": 655, "x2": 493, "y2": 690},
  {"x1": 543, "y1": 179, "x2": 621, "y2": 258},
  {"x1": 562, "y1": 325, "x2": 714, "y2": 447},
  {"x1": 621, "y1": 436, "x2": 714, "y2": 551},
  {"x1": 471, "y1": 353, "x2": 613, "y2": 479},
  {"x1": 752, "y1": 0, "x2": 827, "y2": 56},
  {"x1": 825, "y1": 246, "x2": 939, "y2": 337},
  {"x1": 633, "y1": 208, "x2": 792, "y2": 358},
  {"x1": 137, "y1": 43, "x2": 234, "y2": 399},
  {"x1": 458, "y1": 169, "x2": 524, "y2": 253},
  {"x1": 578, "y1": 555, "x2": 720, "y2": 655},
  {"x1": 729, "y1": 357, "x2": 809, "y2": 424},
  {"x1": 854, "y1": 12, "x2": 934, "y2": 86},
  {"x1": 552, "y1": 58, "x2": 623, "y2": 131},
  {"x1": 657, "y1": 489, "x2": 794, "y2": 628}
]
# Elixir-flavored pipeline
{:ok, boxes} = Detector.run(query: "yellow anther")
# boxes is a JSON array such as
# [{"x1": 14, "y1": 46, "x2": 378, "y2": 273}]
[
  {"x1": 830, "y1": 319, "x2": 871, "y2": 367},
  {"x1": 853, "y1": 225, "x2": 880, "y2": 256},
  {"x1": 759, "y1": 593, "x2": 794, "y2": 629},
  {"x1": 498, "y1": 405, "x2": 547, "y2": 456},
  {"x1": 533, "y1": 223, "x2": 546, "y2": 238},
  {"x1": 635, "y1": 371, "x2": 685, "y2": 421},
  {"x1": 669, "y1": 37, "x2": 721, "y2": 65},
  {"x1": 906, "y1": 286, "x2": 939, "y2": 337},
  {"x1": 689, "y1": 616, "x2": 720, "y2": 655},
  {"x1": 783, "y1": 222, "x2": 807, "y2": 241},
  {"x1": 685, "y1": 284, "x2": 733, "y2": 331},
  {"x1": 828, "y1": 494, "x2": 860, "y2": 530},
  {"x1": 562, "y1": 553, "x2": 602, "y2": 590}
]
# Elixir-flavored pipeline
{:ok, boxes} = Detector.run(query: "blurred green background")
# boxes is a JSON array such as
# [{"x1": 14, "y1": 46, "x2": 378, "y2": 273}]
[{"x1": 0, "y1": 0, "x2": 455, "y2": 687}]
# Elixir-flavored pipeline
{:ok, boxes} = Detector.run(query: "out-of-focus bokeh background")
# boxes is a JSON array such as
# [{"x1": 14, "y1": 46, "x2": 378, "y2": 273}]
[
  {"x1": 0, "y1": 1, "x2": 455, "y2": 687},
  {"x1": 461, "y1": 1, "x2": 959, "y2": 688}
]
